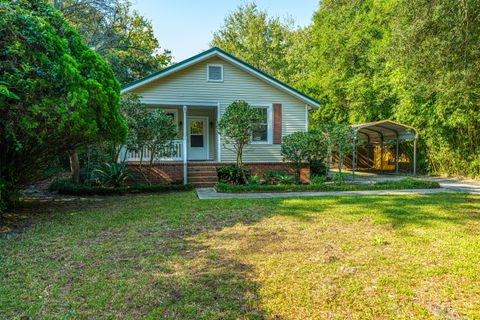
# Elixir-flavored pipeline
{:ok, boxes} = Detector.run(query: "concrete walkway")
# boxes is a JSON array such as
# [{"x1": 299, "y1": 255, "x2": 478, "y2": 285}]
[{"x1": 196, "y1": 177, "x2": 480, "y2": 200}]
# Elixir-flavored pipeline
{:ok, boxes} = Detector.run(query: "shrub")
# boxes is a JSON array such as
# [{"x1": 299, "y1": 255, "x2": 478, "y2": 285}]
[
  {"x1": 262, "y1": 170, "x2": 287, "y2": 185},
  {"x1": 248, "y1": 174, "x2": 262, "y2": 185},
  {"x1": 278, "y1": 175, "x2": 294, "y2": 185},
  {"x1": 310, "y1": 175, "x2": 327, "y2": 185},
  {"x1": 374, "y1": 177, "x2": 440, "y2": 189},
  {"x1": 93, "y1": 163, "x2": 129, "y2": 187},
  {"x1": 48, "y1": 179, "x2": 193, "y2": 196},
  {"x1": 332, "y1": 172, "x2": 345, "y2": 185},
  {"x1": 310, "y1": 160, "x2": 327, "y2": 177},
  {"x1": 215, "y1": 178, "x2": 440, "y2": 193},
  {"x1": 281, "y1": 131, "x2": 327, "y2": 183},
  {"x1": 216, "y1": 165, "x2": 250, "y2": 184}
]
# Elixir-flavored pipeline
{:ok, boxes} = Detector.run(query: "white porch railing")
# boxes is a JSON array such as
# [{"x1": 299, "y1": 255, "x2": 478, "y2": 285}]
[{"x1": 124, "y1": 139, "x2": 183, "y2": 162}]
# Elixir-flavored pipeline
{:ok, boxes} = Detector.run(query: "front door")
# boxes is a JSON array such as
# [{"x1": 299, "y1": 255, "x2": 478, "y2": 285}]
[{"x1": 187, "y1": 117, "x2": 208, "y2": 160}]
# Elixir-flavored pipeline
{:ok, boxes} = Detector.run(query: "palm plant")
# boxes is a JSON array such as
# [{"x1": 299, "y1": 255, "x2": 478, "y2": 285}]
[{"x1": 93, "y1": 163, "x2": 129, "y2": 187}]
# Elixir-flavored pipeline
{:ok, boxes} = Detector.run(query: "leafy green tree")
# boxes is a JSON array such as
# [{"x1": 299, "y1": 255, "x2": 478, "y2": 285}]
[
  {"x1": 308, "y1": 0, "x2": 396, "y2": 125},
  {"x1": 217, "y1": 100, "x2": 261, "y2": 170},
  {"x1": 0, "y1": 0, "x2": 126, "y2": 204},
  {"x1": 314, "y1": 124, "x2": 355, "y2": 176},
  {"x1": 211, "y1": 2, "x2": 293, "y2": 82},
  {"x1": 51, "y1": 0, "x2": 172, "y2": 84},
  {"x1": 281, "y1": 132, "x2": 326, "y2": 183},
  {"x1": 390, "y1": 0, "x2": 480, "y2": 176},
  {"x1": 120, "y1": 94, "x2": 176, "y2": 182}
]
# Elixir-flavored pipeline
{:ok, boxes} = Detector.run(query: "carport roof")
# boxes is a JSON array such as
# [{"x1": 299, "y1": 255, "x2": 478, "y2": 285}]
[{"x1": 352, "y1": 120, "x2": 417, "y2": 143}]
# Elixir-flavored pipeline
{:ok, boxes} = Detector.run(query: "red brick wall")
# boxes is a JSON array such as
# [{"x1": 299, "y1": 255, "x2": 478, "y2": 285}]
[
  {"x1": 126, "y1": 162, "x2": 310, "y2": 184},
  {"x1": 127, "y1": 162, "x2": 184, "y2": 184}
]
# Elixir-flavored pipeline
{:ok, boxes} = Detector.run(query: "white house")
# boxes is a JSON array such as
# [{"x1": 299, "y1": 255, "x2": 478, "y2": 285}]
[{"x1": 120, "y1": 47, "x2": 320, "y2": 186}]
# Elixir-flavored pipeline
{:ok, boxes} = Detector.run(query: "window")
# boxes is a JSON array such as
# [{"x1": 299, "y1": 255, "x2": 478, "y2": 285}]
[
  {"x1": 207, "y1": 64, "x2": 223, "y2": 82},
  {"x1": 251, "y1": 106, "x2": 271, "y2": 144}
]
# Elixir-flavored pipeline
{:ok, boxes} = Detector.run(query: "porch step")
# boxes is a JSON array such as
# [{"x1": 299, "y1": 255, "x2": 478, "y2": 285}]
[
  {"x1": 188, "y1": 176, "x2": 218, "y2": 183},
  {"x1": 187, "y1": 166, "x2": 218, "y2": 171},
  {"x1": 187, "y1": 165, "x2": 218, "y2": 187}
]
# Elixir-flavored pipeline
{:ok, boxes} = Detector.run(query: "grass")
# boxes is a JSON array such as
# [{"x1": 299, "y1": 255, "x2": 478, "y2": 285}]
[
  {"x1": 1, "y1": 192, "x2": 479, "y2": 319},
  {"x1": 215, "y1": 177, "x2": 441, "y2": 193}
]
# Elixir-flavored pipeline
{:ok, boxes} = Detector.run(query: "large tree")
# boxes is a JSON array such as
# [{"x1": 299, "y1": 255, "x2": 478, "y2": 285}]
[
  {"x1": 389, "y1": 0, "x2": 480, "y2": 176},
  {"x1": 0, "y1": 0, "x2": 127, "y2": 206},
  {"x1": 51, "y1": 0, "x2": 172, "y2": 84},
  {"x1": 307, "y1": 0, "x2": 396, "y2": 125},
  {"x1": 211, "y1": 2, "x2": 293, "y2": 82}
]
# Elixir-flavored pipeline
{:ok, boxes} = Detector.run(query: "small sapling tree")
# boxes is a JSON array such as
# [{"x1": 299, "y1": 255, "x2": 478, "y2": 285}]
[{"x1": 217, "y1": 100, "x2": 261, "y2": 182}]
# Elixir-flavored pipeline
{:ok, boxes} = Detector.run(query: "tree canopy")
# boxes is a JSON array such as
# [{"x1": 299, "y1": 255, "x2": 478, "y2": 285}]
[
  {"x1": 50, "y1": 0, "x2": 172, "y2": 84},
  {"x1": 211, "y1": 3, "x2": 294, "y2": 82},
  {"x1": 212, "y1": 0, "x2": 479, "y2": 177}
]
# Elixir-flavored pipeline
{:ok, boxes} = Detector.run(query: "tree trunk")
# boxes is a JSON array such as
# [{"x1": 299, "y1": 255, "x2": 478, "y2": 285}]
[
  {"x1": 69, "y1": 148, "x2": 80, "y2": 184},
  {"x1": 296, "y1": 163, "x2": 301, "y2": 184}
]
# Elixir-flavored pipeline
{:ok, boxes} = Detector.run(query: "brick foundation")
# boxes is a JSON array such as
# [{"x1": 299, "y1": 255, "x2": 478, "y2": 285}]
[
  {"x1": 127, "y1": 162, "x2": 184, "y2": 184},
  {"x1": 126, "y1": 162, "x2": 310, "y2": 184}
]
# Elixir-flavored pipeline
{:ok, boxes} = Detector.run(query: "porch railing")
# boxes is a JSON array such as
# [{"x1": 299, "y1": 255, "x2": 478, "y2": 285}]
[{"x1": 124, "y1": 139, "x2": 183, "y2": 162}]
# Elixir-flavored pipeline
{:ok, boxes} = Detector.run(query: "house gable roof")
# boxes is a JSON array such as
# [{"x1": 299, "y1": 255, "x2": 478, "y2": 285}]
[{"x1": 121, "y1": 47, "x2": 320, "y2": 107}]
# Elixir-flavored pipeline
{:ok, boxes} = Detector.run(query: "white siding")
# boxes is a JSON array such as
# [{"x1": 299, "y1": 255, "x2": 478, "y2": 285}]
[{"x1": 131, "y1": 57, "x2": 309, "y2": 162}]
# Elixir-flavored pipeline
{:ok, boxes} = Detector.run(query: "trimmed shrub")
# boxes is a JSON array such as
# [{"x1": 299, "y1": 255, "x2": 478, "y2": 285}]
[
  {"x1": 310, "y1": 175, "x2": 327, "y2": 185},
  {"x1": 48, "y1": 179, "x2": 193, "y2": 196},
  {"x1": 310, "y1": 160, "x2": 327, "y2": 177},
  {"x1": 215, "y1": 178, "x2": 440, "y2": 193}
]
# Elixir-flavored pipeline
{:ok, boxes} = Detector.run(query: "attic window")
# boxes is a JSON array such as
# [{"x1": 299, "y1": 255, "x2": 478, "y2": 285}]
[{"x1": 207, "y1": 64, "x2": 223, "y2": 82}]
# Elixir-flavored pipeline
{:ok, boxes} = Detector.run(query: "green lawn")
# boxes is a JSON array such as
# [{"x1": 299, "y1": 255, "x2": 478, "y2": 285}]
[{"x1": 1, "y1": 192, "x2": 480, "y2": 319}]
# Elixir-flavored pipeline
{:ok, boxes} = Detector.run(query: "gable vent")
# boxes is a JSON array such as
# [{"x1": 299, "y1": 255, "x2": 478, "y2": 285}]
[{"x1": 207, "y1": 64, "x2": 223, "y2": 81}]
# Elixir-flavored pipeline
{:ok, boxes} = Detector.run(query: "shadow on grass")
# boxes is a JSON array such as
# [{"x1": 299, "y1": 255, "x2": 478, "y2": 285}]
[
  {"x1": 275, "y1": 193, "x2": 480, "y2": 230},
  {"x1": 0, "y1": 194, "x2": 271, "y2": 319},
  {"x1": 1, "y1": 192, "x2": 479, "y2": 318}
]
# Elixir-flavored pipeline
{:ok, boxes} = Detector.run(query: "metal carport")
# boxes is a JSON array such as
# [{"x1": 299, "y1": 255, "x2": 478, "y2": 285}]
[{"x1": 351, "y1": 120, "x2": 417, "y2": 177}]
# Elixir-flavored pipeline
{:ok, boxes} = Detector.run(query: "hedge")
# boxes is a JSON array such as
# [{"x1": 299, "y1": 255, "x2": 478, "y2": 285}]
[
  {"x1": 215, "y1": 178, "x2": 441, "y2": 193},
  {"x1": 48, "y1": 179, "x2": 193, "y2": 196}
]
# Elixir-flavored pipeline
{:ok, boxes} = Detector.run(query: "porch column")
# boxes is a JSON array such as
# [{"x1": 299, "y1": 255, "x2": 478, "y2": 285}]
[
  {"x1": 217, "y1": 102, "x2": 221, "y2": 162},
  {"x1": 183, "y1": 105, "x2": 187, "y2": 184},
  {"x1": 413, "y1": 137, "x2": 417, "y2": 176}
]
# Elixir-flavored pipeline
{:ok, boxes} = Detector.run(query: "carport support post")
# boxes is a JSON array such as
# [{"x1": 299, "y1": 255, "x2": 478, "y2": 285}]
[
  {"x1": 183, "y1": 105, "x2": 188, "y2": 185},
  {"x1": 395, "y1": 139, "x2": 399, "y2": 175},
  {"x1": 380, "y1": 138, "x2": 384, "y2": 174},
  {"x1": 352, "y1": 134, "x2": 356, "y2": 179},
  {"x1": 413, "y1": 138, "x2": 417, "y2": 176}
]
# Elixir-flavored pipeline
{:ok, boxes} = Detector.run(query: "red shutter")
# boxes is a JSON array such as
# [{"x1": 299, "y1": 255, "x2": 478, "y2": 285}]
[{"x1": 273, "y1": 103, "x2": 282, "y2": 144}]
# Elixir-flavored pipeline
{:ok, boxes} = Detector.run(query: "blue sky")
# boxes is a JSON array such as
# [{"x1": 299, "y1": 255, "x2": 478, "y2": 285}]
[{"x1": 131, "y1": 0, "x2": 319, "y2": 62}]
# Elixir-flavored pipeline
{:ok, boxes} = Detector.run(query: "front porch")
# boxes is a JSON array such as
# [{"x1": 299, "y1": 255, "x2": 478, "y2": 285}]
[{"x1": 121, "y1": 103, "x2": 221, "y2": 185}]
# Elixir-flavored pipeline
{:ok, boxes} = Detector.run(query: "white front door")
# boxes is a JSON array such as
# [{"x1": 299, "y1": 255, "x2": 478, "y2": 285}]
[{"x1": 187, "y1": 116, "x2": 209, "y2": 160}]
